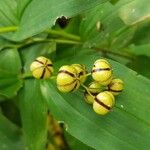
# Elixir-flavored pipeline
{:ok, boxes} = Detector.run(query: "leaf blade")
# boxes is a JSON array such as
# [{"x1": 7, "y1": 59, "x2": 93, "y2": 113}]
[{"x1": 41, "y1": 48, "x2": 150, "y2": 150}]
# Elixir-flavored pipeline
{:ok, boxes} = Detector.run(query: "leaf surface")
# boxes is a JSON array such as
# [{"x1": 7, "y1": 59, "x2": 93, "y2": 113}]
[{"x1": 41, "y1": 48, "x2": 150, "y2": 150}]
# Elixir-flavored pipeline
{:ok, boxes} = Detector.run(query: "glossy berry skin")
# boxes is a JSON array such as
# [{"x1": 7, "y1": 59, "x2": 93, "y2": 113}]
[
  {"x1": 71, "y1": 64, "x2": 87, "y2": 83},
  {"x1": 30, "y1": 56, "x2": 53, "y2": 79},
  {"x1": 108, "y1": 78, "x2": 124, "y2": 96},
  {"x1": 92, "y1": 59, "x2": 112, "y2": 85},
  {"x1": 84, "y1": 82, "x2": 104, "y2": 104},
  {"x1": 57, "y1": 65, "x2": 80, "y2": 92},
  {"x1": 93, "y1": 91, "x2": 115, "y2": 115}
]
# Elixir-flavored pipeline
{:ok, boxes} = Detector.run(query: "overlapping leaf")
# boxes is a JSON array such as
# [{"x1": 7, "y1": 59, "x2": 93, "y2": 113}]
[
  {"x1": 19, "y1": 80, "x2": 48, "y2": 150},
  {"x1": 80, "y1": 0, "x2": 135, "y2": 48},
  {"x1": 119, "y1": 0, "x2": 150, "y2": 25},
  {"x1": 0, "y1": 48, "x2": 23, "y2": 98},
  {"x1": 0, "y1": 113, "x2": 24, "y2": 150},
  {"x1": 0, "y1": 0, "x2": 108, "y2": 41},
  {"x1": 41, "y1": 48, "x2": 150, "y2": 150}
]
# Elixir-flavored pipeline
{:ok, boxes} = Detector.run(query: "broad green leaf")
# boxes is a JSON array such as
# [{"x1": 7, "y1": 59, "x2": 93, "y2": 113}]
[
  {"x1": 0, "y1": 0, "x2": 19, "y2": 40},
  {"x1": 132, "y1": 21, "x2": 150, "y2": 45},
  {"x1": 16, "y1": 0, "x2": 32, "y2": 19},
  {"x1": 1, "y1": 0, "x2": 108, "y2": 41},
  {"x1": 41, "y1": 48, "x2": 150, "y2": 150},
  {"x1": 18, "y1": 0, "x2": 108, "y2": 40},
  {"x1": 0, "y1": 113, "x2": 24, "y2": 150},
  {"x1": 119, "y1": 0, "x2": 150, "y2": 25},
  {"x1": 0, "y1": 48, "x2": 23, "y2": 98},
  {"x1": 19, "y1": 80, "x2": 48, "y2": 150},
  {"x1": 65, "y1": 132, "x2": 94, "y2": 150},
  {"x1": 110, "y1": 26, "x2": 137, "y2": 49},
  {"x1": 128, "y1": 44, "x2": 150, "y2": 57},
  {"x1": 127, "y1": 55, "x2": 150, "y2": 79},
  {"x1": 79, "y1": 0, "x2": 134, "y2": 48},
  {"x1": 0, "y1": 38, "x2": 12, "y2": 51},
  {"x1": 0, "y1": 0, "x2": 18, "y2": 27}
]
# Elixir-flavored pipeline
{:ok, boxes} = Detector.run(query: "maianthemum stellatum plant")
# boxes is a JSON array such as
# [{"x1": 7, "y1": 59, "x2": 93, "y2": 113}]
[{"x1": 0, "y1": 0, "x2": 150, "y2": 150}]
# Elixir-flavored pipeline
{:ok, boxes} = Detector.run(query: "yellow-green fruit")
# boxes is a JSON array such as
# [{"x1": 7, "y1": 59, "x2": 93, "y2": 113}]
[
  {"x1": 92, "y1": 59, "x2": 112, "y2": 85},
  {"x1": 71, "y1": 64, "x2": 87, "y2": 83},
  {"x1": 84, "y1": 82, "x2": 104, "y2": 104},
  {"x1": 57, "y1": 65, "x2": 80, "y2": 92},
  {"x1": 99, "y1": 77, "x2": 112, "y2": 86},
  {"x1": 30, "y1": 56, "x2": 53, "y2": 79},
  {"x1": 108, "y1": 78, "x2": 124, "y2": 96},
  {"x1": 93, "y1": 91, "x2": 115, "y2": 115}
]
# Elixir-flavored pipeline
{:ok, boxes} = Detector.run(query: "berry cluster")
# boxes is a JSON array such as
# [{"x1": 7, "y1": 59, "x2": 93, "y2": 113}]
[{"x1": 30, "y1": 56, "x2": 124, "y2": 115}]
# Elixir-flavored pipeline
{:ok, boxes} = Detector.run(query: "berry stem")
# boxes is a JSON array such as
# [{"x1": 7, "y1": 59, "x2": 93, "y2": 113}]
[
  {"x1": 50, "y1": 76, "x2": 57, "y2": 80},
  {"x1": 84, "y1": 73, "x2": 91, "y2": 77},
  {"x1": 45, "y1": 29, "x2": 81, "y2": 41},
  {"x1": 0, "y1": 26, "x2": 18, "y2": 33},
  {"x1": 81, "y1": 83, "x2": 95, "y2": 98},
  {"x1": 33, "y1": 38, "x2": 82, "y2": 45},
  {"x1": 21, "y1": 72, "x2": 33, "y2": 79}
]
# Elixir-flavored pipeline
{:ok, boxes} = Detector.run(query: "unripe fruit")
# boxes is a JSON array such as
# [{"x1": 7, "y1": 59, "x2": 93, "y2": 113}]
[
  {"x1": 71, "y1": 64, "x2": 87, "y2": 83},
  {"x1": 30, "y1": 56, "x2": 53, "y2": 79},
  {"x1": 108, "y1": 78, "x2": 124, "y2": 96},
  {"x1": 92, "y1": 59, "x2": 112, "y2": 85},
  {"x1": 57, "y1": 65, "x2": 80, "y2": 92},
  {"x1": 93, "y1": 91, "x2": 115, "y2": 115}
]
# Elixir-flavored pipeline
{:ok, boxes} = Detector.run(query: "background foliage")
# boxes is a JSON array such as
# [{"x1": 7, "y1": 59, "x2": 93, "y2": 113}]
[{"x1": 0, "y1": 0, "x2": 150, "y2": 150}]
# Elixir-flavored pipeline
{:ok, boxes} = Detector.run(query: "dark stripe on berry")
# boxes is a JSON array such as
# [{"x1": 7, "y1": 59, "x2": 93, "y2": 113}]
[
  {"x1": 35, "y1": 59, "x2": 44, "y2": 65},
  {"x1": 46, "y1": 66, "x2": 52, "y2": 74},
  {"x1": 71, "y1": 82, "x2": 78, "y2": 92},
  {"x1": 40, "y1": 68, "x2": 46, "y2": 79},
  {"x1": 78, "y1": 71, "x2": 84, "y2": 77},
  {"x1": 95, "y1": 97, "x2": 111, "y2": 110},
  {"x1": 58, "y1": 70, "x2": 75, "y2": 78},
  {"x1": 47, "y1": 64, "x2": 53, "y2": 66},
  {"x1": 92, "y1": 68, "x2": 111, "y2": 73},
  {"x1": 109, "y1": 89, "x2": 123, "y2": 92},
  {"x1": 58, "y1": 79, "x2": 76, "y2": 86}
]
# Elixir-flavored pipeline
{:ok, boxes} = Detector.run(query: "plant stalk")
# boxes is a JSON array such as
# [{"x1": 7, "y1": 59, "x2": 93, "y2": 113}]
[
  {"x1": 0, "y1": 26, "x2": 18, "y2": 33},
  {"x1": 45, "y1": 29, "x2": 81, "y2": 41}
]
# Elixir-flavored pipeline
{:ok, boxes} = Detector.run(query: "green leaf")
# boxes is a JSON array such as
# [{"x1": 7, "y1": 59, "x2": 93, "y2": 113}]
[
  {"x1": 0, "y1": 0, "x2": 19, "y2": 40},
  {"x1": 79, "y1": 0, "x2": 134, "y2": 48},
  {"x1": 0, "y1": 0, "x2": 18, "y2": 26},
  {"x1": 17, "y1": 0, "x2": 108, "y2": 40},
  {"x1": 128, "y1": 44, "x2": 150, "y2": 57},
  {"x1": 119, "y1": 0, "x2": 150, "y2": 25},
  {"x1": 16, "y1": 0, "x2": 32, "y2": 19},
  {"x1": 0, "y1": 113, "x2": 24, "y2": 150},
  {"x1": 18, "y1": 79, "x2": 48, "y2": 150},
  {"x1": 41, "y1": 48, "x2": 150, "y2": 150},
  {"x1": 132, "y1": 21, "x2": 150, "y2": 45},
  {"x1": 127, "y1": 55, "x2": 150, "y2": 79},
  {"x1": 0, "y1": 0, "x2": 108, "y2": 41},
  {"x1": 0, "y1": 48, "x2": 23, "y2": 98},
  {"x1": 65, "y1": 132, "x2": 94, "y2": 150}
]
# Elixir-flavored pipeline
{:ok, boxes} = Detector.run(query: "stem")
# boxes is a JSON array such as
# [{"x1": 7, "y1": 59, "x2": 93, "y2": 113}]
[
  {"x1": 50, "y1": 76, "x2": 57, "y2": 80},
  {"x1": 0, "y1": 26, "x2": 18, "y2": 33},
  {"x1": 21, "y1": 73, "x2": 33, "y2": 79},
  {"x1": 84, "y1": 73, "x2": 91, "y2": 77},
  {"x1": 16, "y1": 38, "x2": 82, "y2": 49},
  {"x1": 81, "y1": 83, "x2": 94, "y2": 98},
  {"x1": 33, "y1": 38, "x2": 82, "y2": 45},
  {"x1": 45, "y1": 29, "x2": 81, "y2": 41}
]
